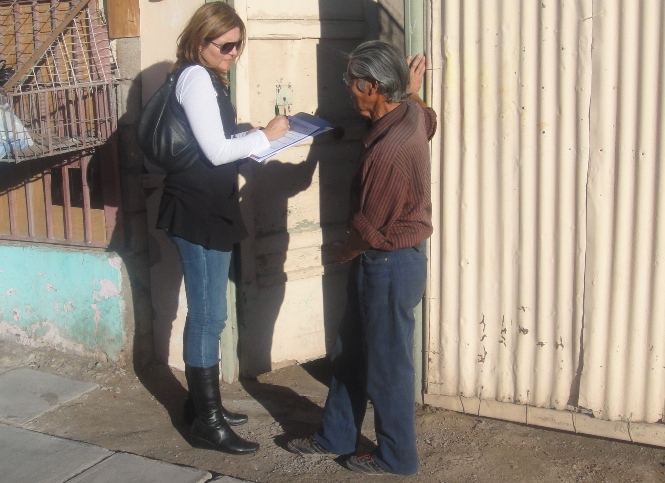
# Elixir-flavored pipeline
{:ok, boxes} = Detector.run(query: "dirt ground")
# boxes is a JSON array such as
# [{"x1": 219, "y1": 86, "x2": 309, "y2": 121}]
[{"x1": 2, "y1": 339, "x2": 665, "y2": 482}]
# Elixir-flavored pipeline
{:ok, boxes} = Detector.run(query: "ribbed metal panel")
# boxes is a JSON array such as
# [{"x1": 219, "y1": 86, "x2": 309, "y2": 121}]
[
  {"x1": 427, "y1": 0, "x2": 665, "y2": 424},
  {"x1": 581, "y1": 0, "x2": 665, "y2": 423}
]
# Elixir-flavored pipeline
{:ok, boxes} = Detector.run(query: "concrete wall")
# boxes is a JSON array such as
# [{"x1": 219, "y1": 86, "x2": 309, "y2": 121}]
[
  {"x1": 233, "y1": 0, "x2": 407, "y2": 377},
  {"x1": 138, "y1": 0, "x2": 201, "y2": 102},
  {"x1": 0, "y1": 244, "x2": 128, "y2": 362},
  {"x1": 113, "y1": 32, "x2": 161, "y2": 368}
]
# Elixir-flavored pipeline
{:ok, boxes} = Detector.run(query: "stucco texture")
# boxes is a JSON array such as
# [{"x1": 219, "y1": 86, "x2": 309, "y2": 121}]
[{"x1": 0, "y1": 244, "x2": 125, "y2": 360}]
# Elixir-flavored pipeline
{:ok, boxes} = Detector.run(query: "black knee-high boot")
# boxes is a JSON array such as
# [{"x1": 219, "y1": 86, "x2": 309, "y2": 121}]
[
  {"x1": 183, "y1": 391, "x2": 248, "y2": 426},
  {"x1": 185, "y1": 365, "x2": 259, "y2": 455},
  {"x1": 183, "y1": 393, "x2": 248, "y2": 426}
]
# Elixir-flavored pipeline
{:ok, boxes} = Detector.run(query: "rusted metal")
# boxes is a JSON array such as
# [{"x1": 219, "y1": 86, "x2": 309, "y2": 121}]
[
  {"x1": 1, "y1": 0, "x2": 91, "y2": 91},
  {"x1": 0, "y1": 0, "x2": 120, "y2": 248}
]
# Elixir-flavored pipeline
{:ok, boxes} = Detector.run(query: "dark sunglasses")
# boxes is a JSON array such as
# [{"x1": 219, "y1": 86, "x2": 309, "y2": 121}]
[{"x1": 209, "y1": 40, "x2": 242, "y2": 55}]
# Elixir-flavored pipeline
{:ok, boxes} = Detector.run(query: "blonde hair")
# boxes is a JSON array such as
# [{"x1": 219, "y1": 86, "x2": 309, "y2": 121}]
[{"x1": 173, "y1": 2, "x2": 246, "y2": 85}]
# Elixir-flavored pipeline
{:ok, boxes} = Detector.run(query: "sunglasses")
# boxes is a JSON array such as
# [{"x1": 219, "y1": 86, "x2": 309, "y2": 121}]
[{"x1": 209, "y1": 40, "x2": 242, "y2": 55}]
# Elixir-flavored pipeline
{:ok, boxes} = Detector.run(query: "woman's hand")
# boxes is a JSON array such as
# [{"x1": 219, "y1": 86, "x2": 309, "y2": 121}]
[
  {"x1": 407, "y1": 54, "x2": 426, "y2": 95},
  {"x1": 262, "y1": 115, "x2": 289, "y2": 141}
]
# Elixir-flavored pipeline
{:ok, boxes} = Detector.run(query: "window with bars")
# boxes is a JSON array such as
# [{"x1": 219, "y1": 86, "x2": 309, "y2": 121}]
[{"x1": 0, "y1": 0, "x2": 122, "y2": 248}]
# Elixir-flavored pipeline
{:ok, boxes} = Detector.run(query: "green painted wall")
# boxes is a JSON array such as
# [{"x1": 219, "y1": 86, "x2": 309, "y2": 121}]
[{"x1": 0, "y1": 244, "x2": 125, "y2": 361}]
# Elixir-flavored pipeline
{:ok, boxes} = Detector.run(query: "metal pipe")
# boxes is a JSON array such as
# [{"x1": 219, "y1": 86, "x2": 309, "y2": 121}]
[
  {"x1": 405, "y1": 0, "x2": 425, "y2": 100},
  {"x1": 405, "y1": 0, "x2": 427, "y2": 403}
]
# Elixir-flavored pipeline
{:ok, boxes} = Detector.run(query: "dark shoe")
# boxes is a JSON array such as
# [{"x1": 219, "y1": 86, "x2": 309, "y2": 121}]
[
  {"x1": 287, "y1": 435, "x2": 331, "y2": 455},
  {"x1": 185, "y1": 365, "x2": 259, "y2": 455},
  {"x1": 344, "y1": 454, "x2": 391, "y2": 475},
  {"x1": 183, "y1": 394, "x2": 196, "y2": 424},
  {"x1": 183, "y1": 393, "x2": 248, "y2": 426},
  {"x1": 190, "y1": 417, "x2": 259, "y2": 455}
]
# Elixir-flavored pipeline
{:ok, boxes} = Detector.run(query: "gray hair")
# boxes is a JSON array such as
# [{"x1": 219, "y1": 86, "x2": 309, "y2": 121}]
[{"x1": 347, "y1": 40, "x2": 410, "y2": 102}]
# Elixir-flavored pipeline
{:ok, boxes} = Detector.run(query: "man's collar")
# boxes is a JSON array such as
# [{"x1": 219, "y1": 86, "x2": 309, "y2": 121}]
[{"x1": 363, "y1": 100, "x2": 409, "y2": 148}]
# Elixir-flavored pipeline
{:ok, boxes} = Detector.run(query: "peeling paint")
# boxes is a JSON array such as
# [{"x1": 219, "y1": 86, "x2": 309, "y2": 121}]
[
  {"x1": 91, "y1": 303, "x2": 102, "y2": 326},
  {"x1": 107, "y1": 256, "x2": 122, "y2": 270},
  {"x1": 0, "y1": 244, "x2": 125, "y2": 361},
  {"x1": 0, "y1": 320, "x2": 88, "y2": 354},
  {"x1": 95, "y1": 279, "x2": 120, "y2": 299}
]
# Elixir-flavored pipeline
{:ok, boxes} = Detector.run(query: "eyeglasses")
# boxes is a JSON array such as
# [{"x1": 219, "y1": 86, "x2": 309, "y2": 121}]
[
  {"x1": 209, "y1": 40, "x2": 242, "y2": 55},
  {"x1": 343, "y1": 72, "x2": 369, "y2": 91}
]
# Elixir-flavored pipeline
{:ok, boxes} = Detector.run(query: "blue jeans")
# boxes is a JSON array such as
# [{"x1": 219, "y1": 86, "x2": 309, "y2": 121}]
[
  {"x1": 315, "y1": 244, "x2": 427, "y2": 476},
  {"x1": 168, "y1": 234, "x2": 231, "y2": 368}
]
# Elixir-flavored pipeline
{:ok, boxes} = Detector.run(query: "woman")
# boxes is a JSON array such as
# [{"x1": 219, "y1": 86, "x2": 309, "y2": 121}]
[{"x1": 155, "y1": 3, "x2": 288, "y2": 455}]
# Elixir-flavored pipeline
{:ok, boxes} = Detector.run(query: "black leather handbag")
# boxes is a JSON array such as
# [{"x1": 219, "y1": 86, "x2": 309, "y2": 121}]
[{"x1": 137, "y1": 66, "x2": 200, "y2": 174}]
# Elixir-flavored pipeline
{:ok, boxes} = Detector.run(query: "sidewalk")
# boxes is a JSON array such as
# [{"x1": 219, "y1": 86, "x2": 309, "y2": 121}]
[
  {"x1": 1, "y1": 339, "x2": 665, "y2": 482},
  {"x1": 0, "y1": 368, "x2": 247, "y2": 483}
]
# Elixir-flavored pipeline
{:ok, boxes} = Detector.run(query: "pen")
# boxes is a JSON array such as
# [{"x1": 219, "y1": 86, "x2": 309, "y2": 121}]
[{"x1": 275, "y1": 104, "x2": 279, "y2": 116}]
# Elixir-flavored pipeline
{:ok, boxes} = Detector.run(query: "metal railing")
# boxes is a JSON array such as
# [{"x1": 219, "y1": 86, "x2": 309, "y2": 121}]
[
  {"x1": 1, "y1": 81, "x2": 116, "y2": 162},
  {"x1": 0, "y1": 0, "x2": 121, "y2": 248}
]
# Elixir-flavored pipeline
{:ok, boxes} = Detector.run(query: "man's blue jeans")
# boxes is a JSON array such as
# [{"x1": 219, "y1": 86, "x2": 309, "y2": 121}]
[
  {"x1": 168, "y1": 234, "x2": 231, "y2": 368},
  {"x1": 315, "y1": 243, "x2": 427, "y2": 476}
]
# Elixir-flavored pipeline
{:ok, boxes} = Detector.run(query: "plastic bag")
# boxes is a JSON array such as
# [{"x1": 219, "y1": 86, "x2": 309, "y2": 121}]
[{"x1": 0, "y1": 100, "x2": 34, "y2": 160}]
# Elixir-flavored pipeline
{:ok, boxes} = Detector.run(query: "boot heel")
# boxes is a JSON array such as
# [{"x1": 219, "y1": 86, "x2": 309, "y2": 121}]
[
  {"x1": 185, "y1": 364, "x2": 260, "y2": 455},
  {"x1": 190, "y1": 434, "x2": 218, "y2": 451},
  {"x1": 190, "y1": 427, "x2": 260, "y2": 455}
]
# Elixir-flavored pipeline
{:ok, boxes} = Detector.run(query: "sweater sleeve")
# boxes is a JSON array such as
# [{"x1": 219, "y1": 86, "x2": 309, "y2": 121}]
[
  {"x1": 175, "y1": 65, "x2": 269, "y2": 165},
  {"x1": 349, "y1": 158, "x2": 408, "y2": 250}
]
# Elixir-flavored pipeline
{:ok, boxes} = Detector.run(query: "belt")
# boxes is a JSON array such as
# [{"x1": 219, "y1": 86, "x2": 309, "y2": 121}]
[
  {"x1": 412, "y1": 240, "x2": 426, "y2": 252},
  {"x1": 369, "y1": 241, "x2": 427, "y2": 253}
]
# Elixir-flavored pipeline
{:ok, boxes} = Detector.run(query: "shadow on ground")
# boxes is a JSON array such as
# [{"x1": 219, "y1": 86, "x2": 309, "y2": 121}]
[{"x1": 241, "y1": 358, "x2": 376, "y2": 454}]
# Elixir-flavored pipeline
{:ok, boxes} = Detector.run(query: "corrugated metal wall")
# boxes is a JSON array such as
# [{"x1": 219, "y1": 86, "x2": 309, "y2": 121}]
[
  {"x1": 425, "y1": 0, "x2": 665, "y2": 432},
  {"x1": 582, "y1": 0, "x2": 665, "y2": 424}
]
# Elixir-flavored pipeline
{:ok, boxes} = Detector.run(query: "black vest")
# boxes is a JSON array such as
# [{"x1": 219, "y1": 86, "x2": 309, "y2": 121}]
[{"x1": 156, "y1": 66, "x2": 248, "y2": 251}]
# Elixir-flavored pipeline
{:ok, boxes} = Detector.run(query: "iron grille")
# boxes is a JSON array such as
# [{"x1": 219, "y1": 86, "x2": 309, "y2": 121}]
[{"x1": 0, "y1": 0, "x2": 117, "y2": 162}]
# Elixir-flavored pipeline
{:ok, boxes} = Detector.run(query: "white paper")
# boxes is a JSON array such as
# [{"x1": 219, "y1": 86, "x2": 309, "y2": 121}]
[{"x1": 249, "y1": 112, "x2": 332, "y2": 162}]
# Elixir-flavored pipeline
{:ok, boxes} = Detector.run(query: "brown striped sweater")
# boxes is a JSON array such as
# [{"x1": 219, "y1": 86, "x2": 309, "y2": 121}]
[{"x1": 348, "y1": 99, "x2": 437, "y2": 251}]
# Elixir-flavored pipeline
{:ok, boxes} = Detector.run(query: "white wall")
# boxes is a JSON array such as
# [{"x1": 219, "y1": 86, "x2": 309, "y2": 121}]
[{"x1": 139, "y1": 0, "x2": 201, "y2": 102}]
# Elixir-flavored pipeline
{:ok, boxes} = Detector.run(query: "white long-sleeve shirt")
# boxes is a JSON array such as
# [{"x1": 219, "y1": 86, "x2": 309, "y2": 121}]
[{"x1": 175, "y1": 65, "x2": 269, "y2": 165}]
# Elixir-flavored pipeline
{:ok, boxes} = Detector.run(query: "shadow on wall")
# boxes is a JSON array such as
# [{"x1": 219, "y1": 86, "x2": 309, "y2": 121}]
[
  {"x1": 109, "y1": 59, "x2": 192, "y2": 436},
  {"x1": 236, "y1": 0, "x2": 405, "y2": 380},
  {"x1": 237, "y1": 141, "x2": 328, "y2": 378}
]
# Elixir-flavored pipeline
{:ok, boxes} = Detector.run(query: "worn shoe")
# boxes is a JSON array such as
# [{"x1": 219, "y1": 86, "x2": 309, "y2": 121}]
[
  {"x1": 344, "y1": 454, "x2": 391, "y2": 475},
  {"x1": 287, "y1": 435, "x2": 331, "y2": 455}
]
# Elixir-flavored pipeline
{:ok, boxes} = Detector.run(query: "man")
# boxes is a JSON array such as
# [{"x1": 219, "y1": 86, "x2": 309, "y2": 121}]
[{"x1": 287, "y1": 40, "x2": 437, "y2": 476}]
